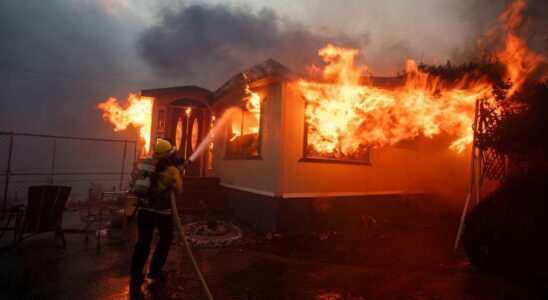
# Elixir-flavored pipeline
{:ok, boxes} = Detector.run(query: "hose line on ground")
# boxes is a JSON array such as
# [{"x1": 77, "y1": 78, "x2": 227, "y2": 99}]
[{"x1": 170, "y1": 191, "x2": 214, "y2": 300}]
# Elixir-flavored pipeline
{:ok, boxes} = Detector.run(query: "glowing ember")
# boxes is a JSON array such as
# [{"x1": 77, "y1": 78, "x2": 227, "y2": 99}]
[
  {"x1": 296, "y1": 0, "x2": 544, "y2": 155},
  {"x1": 97, "y1": 93, "x2": 153, "y2": 153}
]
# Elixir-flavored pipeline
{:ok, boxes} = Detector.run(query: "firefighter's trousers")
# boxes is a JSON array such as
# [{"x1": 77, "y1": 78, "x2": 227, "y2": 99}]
[{"x1": 130, "y1": 209, "x2": 173, "y2": 286}]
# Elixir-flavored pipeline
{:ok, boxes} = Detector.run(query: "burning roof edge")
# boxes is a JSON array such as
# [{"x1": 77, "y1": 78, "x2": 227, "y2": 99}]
[
  {"x1": 366, "y1": 76, "x2": 406, "y2": 88},
  {"x1": 212, "y1": 59, "x2": 295, "y2": 101},
  {"x1": 211, "y1": 58, "x2": 406, "y2": 96},
  {"x1": 139, "y1": 60, "x2": 406, "y2": 106}
]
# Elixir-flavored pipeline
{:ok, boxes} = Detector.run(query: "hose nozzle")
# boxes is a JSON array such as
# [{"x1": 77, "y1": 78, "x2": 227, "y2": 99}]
[{"x1": 178, "y1": 159, "x2": 192, "y2": 171}]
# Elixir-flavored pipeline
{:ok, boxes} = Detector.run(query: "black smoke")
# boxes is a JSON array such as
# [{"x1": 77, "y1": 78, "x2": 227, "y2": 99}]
[
  {"x1": 0, "y1": 0, "x2": 160, "y2": 137},
  {"x1": 137, "y1": 3, "x2": 364, "y2": 88}
]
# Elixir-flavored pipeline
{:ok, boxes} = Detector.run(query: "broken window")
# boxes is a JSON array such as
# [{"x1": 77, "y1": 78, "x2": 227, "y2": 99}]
[
  {"x1": 225, "y1": 90, "x2": 262, "y2": 158},
  {"x1": 302, "y1": 102, "x2": 370, "y2": 164}
]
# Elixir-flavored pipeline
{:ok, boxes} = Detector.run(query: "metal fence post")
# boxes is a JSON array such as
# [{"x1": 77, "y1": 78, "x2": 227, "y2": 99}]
[
  {"x1": 97, "y1": 192, "x2": 104, "y2": 252},
  {"x1": 49, "y1": 138, "x2": 57, "y2": 185},
  {"x1": 2, "y1": 132, "x2": 14, "y2": 218},
  {"x1": 119, "y1": 140, "x2": 128, "y2": 190}
]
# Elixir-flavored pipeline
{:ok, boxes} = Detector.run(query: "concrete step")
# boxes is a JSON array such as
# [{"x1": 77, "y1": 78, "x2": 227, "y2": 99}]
[
  {"x1": 182, "y1": 185, "x2": 224, "y2": 193},
  {"x1": 176, "y1": 177, "x2": 229, "y2": 213},
  {"x1": 177, "y1": 196, "x2": 228, "y2": 205},
  {"x1": 181, "y1": 190, "x2": 226, "y2": 198},
  {"x1": 177, "y1": 201, "x2": 229, "y2": 213},
  {"x1": 182, "y1": 177, "x2": 220, "y2": 186}
]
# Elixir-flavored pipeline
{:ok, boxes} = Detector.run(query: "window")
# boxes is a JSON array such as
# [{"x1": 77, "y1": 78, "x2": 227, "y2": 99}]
[
  {"x1": 175, "y1": 117, "x2": 183, "y2": 150},
  {"x1": 191, "y1": 118, "x2": 199, "y2": 151},
  {"x1": 157, "y1": 109, "x2": 166, "y2": 134},
  {"x1": 225, "y1": 89, "x2": 262, "y2": 158},
  {"x1": 207, "y1": 115, "x2": 215, "y2": 170},
  {"x1": 302, "y1": 102, "x2": 370, "y2": 165}
]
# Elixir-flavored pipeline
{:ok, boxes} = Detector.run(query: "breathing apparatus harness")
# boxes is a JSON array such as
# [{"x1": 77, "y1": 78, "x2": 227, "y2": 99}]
[{"x1": 131, "y1": 139, "x2": 185, "y2": 209}]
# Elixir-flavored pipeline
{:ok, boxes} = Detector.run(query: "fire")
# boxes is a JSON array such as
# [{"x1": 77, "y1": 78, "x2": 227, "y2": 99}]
[
  {"x1": 229, "y1": 85, "x2": 261, "y2": 141},
  {"x1": 481, "y1": 0, "x2": 545, "y2": 97},
  {"x1": 295, "y1": 0, "x2": 544, "y2": 156},
  {"x1": 297, "y1": 45, "x2": 491, "y2": 154},
  {"x1": 97, "y1": 93, "x2": 153, "y2": 153},
  {"x1": 245, "y1": 85, "x2": 261, "y2": 122}
]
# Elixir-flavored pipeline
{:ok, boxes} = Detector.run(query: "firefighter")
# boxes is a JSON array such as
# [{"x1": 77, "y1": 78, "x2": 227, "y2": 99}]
[{"x1": 130, "y1": 139, "x2": 183, "y2": 298}]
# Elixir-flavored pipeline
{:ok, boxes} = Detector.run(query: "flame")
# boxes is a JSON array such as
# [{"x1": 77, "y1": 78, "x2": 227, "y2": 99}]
[
  {"x1": 483, "y1": 0, "x2": 545, "y2": 97},
  {"x1": 97, "y1": 93, "x2": 153, "y2": 152},
  {"x1": 245, "y1": 85, "x2": 261, "y2": 121},
  {"x1": 295, "y1": 0, "x2": 544, "y2": 156},
  {"x1": 229, "y1": 85, "x2": 261, "y2": 141},
  {"x1": 296, "y1": 45, "x2": 491, "y2": 154}
]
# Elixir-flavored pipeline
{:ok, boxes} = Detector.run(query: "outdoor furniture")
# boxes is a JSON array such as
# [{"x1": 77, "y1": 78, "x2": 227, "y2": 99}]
[
  {"x1": 82, "y1": 190, "x2": 132, "y2": 252},
  {"x1": 0, "y1": 186, "x2": 71, "y2": 248}
]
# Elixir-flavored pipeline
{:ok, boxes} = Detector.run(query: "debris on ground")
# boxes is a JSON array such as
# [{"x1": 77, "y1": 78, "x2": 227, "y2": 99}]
[
  {"x1": 361, "y1": 214, "x2": 377, "y2": 229},
  {"x1": 314, "y1": 230, "x2": 337, "y2": 241}
]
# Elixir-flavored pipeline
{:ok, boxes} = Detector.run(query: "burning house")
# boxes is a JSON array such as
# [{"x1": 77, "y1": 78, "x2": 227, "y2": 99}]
[
  {"x1": 140, "y1": 56, "x2": 471, "y2": 232},
  {"x1": 98, "y1": 0, "x2": 544, "y2": 232}
]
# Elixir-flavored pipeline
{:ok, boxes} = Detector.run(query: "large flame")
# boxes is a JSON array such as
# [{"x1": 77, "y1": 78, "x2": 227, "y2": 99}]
[
  {"x1": 297, "y1": 46, "x2": 490, "y2": 154},
  {"x1": 296, "y1": 0, "x2": 544, "y2": 156},
  {"x1": 97, "y1": 93, "x2": 153, "y2": 152},
  {"x1": 481, "y1": 0, "x2": 545, "y2": 97}
]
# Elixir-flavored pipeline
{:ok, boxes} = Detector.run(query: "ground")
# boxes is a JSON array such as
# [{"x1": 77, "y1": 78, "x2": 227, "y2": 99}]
[{"x1": 1, "y1": 211, "x2": 546, "y2": 300}]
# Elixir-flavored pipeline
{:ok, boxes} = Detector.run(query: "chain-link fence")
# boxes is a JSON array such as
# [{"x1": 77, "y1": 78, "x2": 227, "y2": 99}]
[{"x1": 0, "y1": 131, "x2": 138, "y2": 216}]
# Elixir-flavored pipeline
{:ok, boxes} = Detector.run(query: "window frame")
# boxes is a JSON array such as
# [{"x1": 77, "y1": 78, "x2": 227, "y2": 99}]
[
  {"x1": 223, "y1": 93, "x2": 264, "y2": 160},
  {"x1": 300, "y1": 99, "x2": 371, "y2": 165}
]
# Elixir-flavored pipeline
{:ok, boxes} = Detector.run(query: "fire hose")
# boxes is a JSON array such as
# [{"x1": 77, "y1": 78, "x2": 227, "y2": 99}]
[
  {"x1": 161, "y1": 112, "x2": 234, "y2": 300},
  {"x1": 170, "y1": 190, "x2": 214, "y2": 300}
]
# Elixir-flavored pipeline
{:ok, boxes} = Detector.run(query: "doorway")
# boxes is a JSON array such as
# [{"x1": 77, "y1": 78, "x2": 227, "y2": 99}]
[{"x1": 170, "y1": 106, "x2": 206, "y2": 177}]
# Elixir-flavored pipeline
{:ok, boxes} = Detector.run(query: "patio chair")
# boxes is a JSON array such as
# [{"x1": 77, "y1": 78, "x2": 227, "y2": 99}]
[{"x1": 1, "y1": 186, "x2": 71, "y2": 248}]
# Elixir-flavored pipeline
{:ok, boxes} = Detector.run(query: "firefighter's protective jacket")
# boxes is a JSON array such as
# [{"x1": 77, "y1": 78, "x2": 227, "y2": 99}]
[{"x1": 141, "y1": 165, "x2": 182, "y2": 214}]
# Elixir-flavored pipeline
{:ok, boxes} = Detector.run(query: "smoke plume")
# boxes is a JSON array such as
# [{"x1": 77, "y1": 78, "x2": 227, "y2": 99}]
[
  {"x1": 137, "y1": 3, "x2": 364, "y2": 88},
  {"x1": 0, "y1": 0, "x2": 159, "y2": 137}
]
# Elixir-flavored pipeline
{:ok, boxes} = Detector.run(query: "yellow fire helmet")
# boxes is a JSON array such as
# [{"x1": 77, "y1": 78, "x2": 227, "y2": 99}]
[{"x1": 154, "y1": 139, "x2": 175, "y2": 159}]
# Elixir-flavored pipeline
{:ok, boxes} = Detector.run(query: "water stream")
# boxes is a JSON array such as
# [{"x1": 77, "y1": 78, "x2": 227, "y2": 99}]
[{"x1": 188, "y1": 107, "x2": 238, "y2": 162}]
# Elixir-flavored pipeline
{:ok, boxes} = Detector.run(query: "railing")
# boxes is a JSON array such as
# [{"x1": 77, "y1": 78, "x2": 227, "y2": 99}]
[{"x1": 0, "y1": 131, "x2": 138, "y2": 217}]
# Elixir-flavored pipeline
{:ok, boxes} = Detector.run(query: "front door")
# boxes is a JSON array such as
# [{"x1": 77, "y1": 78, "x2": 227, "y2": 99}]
[{"x1": 170, "y1": 106, "x2": 205, "y2": 176}]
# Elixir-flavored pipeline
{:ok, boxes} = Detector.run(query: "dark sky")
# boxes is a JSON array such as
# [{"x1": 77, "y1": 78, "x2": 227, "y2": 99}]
[{"x1": 0, "y1": 0, "x2": 545, "y2": 139}]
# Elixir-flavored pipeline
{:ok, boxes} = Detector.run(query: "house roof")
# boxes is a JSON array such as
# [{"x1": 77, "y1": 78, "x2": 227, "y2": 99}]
[
  {"x1": 141, "y1": 85, "x2": 213, "y2": 98},
  {"x1": 212, "y1": 59, "x2": 294, "y2": 101},
  {"x1": 140, "y1": 60, "x2": 406, "y2": 106}
]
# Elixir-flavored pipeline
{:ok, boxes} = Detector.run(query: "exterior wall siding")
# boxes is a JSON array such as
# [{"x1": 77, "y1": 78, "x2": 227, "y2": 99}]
[
  {"x1": 212, "y1": 81, "x2": 284, "y2": 195},
  {"x1": 279, "y1": 81, "x2": 470, "y2": 196}
]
